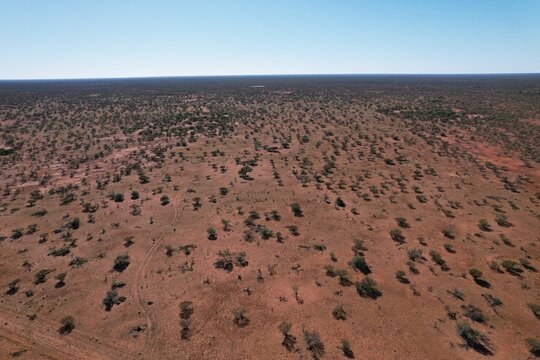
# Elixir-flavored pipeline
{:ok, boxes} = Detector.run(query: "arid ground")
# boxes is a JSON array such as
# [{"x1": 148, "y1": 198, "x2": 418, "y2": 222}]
[{"x1": 0, "y1": 75, "x2": 539, "y2": 359}]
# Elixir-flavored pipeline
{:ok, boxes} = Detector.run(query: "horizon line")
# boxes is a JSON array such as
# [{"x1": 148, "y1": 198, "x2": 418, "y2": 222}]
[{"x1": 1, "y1": 72, "x2": 540, "y2": 82}]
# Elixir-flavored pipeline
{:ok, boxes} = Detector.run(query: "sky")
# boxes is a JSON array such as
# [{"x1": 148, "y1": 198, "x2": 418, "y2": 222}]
[{"x1": 0, "y1": 0, "x2": 539, "y2": 79}]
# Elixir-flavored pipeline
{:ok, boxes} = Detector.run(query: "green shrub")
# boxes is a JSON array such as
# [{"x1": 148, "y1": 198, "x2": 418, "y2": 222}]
[
  {"x1": 349, "y1": 256, "x2": 371, "y2": 274},
  {"x1": 58, "y1": 316, "x2": 75, "y2": 334},
  {"x1": 303, "y1": 329, "x2": 325, "y2": 358},
  {"x1": 456, "y1": 322, "x2": 493, "y2": 355},
  {"x1": 113, "y1": 254, "x2": 130, "y2": 272},
  {"x1": 291, "y1": 203, "x2": 303, "y2": 217},
  {"x1": 355, "y1": 277, "x2": 381, "y2": 299},
  {"x1": 389, "y1": 229, "x2": 406, "y2": 244},
  {"x1": 332, "y1": 304, "x2": 346, "y2": 320}
]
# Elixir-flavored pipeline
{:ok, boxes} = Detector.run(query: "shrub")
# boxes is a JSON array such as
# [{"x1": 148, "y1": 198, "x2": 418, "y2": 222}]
[
  {"x1": 442, "y1": 227, "x2": 455, "y2": 239},
  {"x1": 113, "y1": 254, "x2": 130, "y2": 272},
  {"x1": 489, "y1": 261, "x2": 502, "y2": 273},
  {"x1": 160, "y1": 195, "x2": 170, "y2": 206},
  {"x1": 58, "y1": 316, "x2": 75, "y2": 335},
  {"x1": 355, "y1": 277, "x2": 381, "y2": 299},
  {"x1": 456, "y1": 321, "x2": 493, "y2": 355},
  {"x1": 395, "y1": 217, "x2": 409, "y2": 228},
  {"x1": 11, "y1": 228, "x2": 24, "y2": 239},
  {"x1": 332, "y1": 304, "x2": 346, "y2": 320},
  {"x1": 291, "y1": 203, "x2": 303, "y2": 217},
  {"x1": 31, "y1": 209, "x2": 48, "y2": 217},
  {"x1": 303, "y1": 329, "x2": 325, "y2": 359},
  {"x1": 221, "y1": 219, "x2": 231, "y2": 231},
  {"x1": 500, "y1": 234, "x2": 514, "y2": 247},
  {"x1": 55, "y1": 272, "x2": 67, "y2": 287},
  {"x1": 407, "y1": 248, "x2": 423, "y2": 262},
  {"x1": 339, "y1": 339, "x2": 354, "y2": 358},
  {"x1": 482, "y1": 294, "x2": 502, "y2": 308},
  {"x1": 268, "y1": 210, "x2": 281, "y2": 221},
  {"x1": 527, "y1": 303, "x2": 540, "y2": 319},
  {"x1": 131, "y1": 191, "x2": 139, "y2": 200},
  {"x1": 287, "y1": 225, "x2": 299, "y2": 236},
  {"x1": 48, "y1": 246, "x2": 71, "y2": 257},
  {"x1": 179, "y1": 301, "x2": 194, "y2": 319},
  {"x1": 235, "y1": 252, "x2": 249, "y2": 267},
  {"x1": 478, "y1": 219, "x2": 492, "y2": 232},
  {"x1": 389, "y1": 229, "x2": 406, "y2": 244},
  {"x1": 257, "y1": 225, "x2": 274, "y2": 240},
  {"x1": 395, "y1": 270, "x2": 409, "y2": 284},
  {"x1": 207, "y1": 227, "x2": 217, "y2": 240},
  {"x1": 526, "y1": 338, "x2": 540, "y2": 356},
  {"x1": 102, "y1": 290, "x2": 126, "y2": 311},
  {"x1": 469, "y1": 269, "x2": 483, "y2": 279},
  {"x1": 335, "y1": 197, "x2": 346, "y2": 207},
  {"x1": 336, "y1": 269, "x2": 352, "y2": 286},
  {"x1": 34, "y1": 269, "x2": 52, "y2": 284},
  {"x1": 352, "y1": 239, "x2": 367, "y2": 254},
  {"x1": 462, "y1": 304, "x2": 485, "y2": 323},
  {"x1": 214, "y1": 250, "x2": 234, "y2": 271},
  {"x1": 180, "y1": 318, "x2": 191, "y2": 340},
  {"x1": 448, "y1": 288, "x2": 465, "y2": 301},
  {"x1": 495, "y1": 214, "x2": 511, "y2": 227},
  {"x1": 6, "y1": 279, "x2": 20, "y2": 295},
  {"x1": 324, "y1": 265, "x2": 336, "y2": 277},
  {"x1": 67, "y1": 217, "x2": 80, "y2": 230},
  {"x1": 278, "y1": 322, "x2": 297, "y2": 352},
  {"x1": 232, "y1": 308, "x2": 249, "y2": 327},
  {"x1": 349, "y1": 256, "x2": 371, "y2": 274},
  {"x1": 69, "y1": 257, "x2": 87, "y2": 268},
  {"x1": 430, "y1": 251, "x2": 449, "y2": 271},
  {"x1": 444, "y1": 243, "x2": 456, "y2": 253},
  {"x1": 501, "y1": 260, "x2": 522, "y2": 276},
  {"x1": 113, "y1": 192, "x2": 124, "y2": 202},
  {"x1": 520, "y1": 258, "x2": 537, "y2": 272}
]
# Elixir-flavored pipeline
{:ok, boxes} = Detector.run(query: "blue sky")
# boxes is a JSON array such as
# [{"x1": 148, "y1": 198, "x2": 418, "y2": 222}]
[{"x1": 0, "y1": 0, "x2": 539, "y2": 79}]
